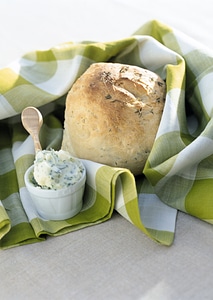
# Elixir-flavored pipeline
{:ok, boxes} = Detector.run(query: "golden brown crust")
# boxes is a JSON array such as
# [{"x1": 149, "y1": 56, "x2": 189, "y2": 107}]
[{"x1": 62, "y1": 62, "x2": 166, "y2": 175}]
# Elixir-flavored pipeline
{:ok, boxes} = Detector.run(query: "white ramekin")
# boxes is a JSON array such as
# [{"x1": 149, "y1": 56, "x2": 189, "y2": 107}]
[{"x1": 24, "y1": 163, "x2": 86, "y2": 220}]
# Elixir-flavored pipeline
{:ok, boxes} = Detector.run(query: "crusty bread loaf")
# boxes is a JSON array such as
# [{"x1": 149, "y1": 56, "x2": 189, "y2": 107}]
[{"x1": 62, "y1": 62, "x2": 166, "y2": 175}]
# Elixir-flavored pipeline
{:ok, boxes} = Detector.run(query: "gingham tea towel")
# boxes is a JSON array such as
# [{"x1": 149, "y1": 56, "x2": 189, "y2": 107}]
[{"x1": 0, "y1": 20, "x2": 211, "y2": 249}]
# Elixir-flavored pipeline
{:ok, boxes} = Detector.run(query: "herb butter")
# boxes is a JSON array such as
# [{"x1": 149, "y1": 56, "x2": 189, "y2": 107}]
[{"x1": 33, "y1": 149, "x2": 84, "y2": 190}]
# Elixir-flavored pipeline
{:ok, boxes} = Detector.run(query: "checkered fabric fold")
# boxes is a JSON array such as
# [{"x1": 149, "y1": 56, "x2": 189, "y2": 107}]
[{"x1": 0, "y1": 20, "x2": 211, "y2": 249}]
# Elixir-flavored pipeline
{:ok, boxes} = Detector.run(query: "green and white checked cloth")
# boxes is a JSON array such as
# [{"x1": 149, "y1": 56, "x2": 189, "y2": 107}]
[{"x1": 0, "y1": 19, "x2": 212, "y2": 249}]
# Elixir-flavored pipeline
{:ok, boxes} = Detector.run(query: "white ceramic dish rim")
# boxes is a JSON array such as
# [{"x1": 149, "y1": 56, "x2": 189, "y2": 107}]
[{"x1": 24, "y1": 163, "x2": 86, "y2": 195}]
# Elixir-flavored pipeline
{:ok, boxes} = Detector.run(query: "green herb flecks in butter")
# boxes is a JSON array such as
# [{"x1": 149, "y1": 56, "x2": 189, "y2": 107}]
[{"x1": 33, "y1": 149, "x2": 84, "y2": 190}]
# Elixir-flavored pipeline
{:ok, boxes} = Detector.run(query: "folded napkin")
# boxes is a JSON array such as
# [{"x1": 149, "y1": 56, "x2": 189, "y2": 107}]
[{"x1": 0, "y1": 20, "x2": 212, "y2": 249}]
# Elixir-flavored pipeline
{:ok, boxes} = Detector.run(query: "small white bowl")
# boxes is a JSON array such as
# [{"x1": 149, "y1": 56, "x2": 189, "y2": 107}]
[{"x1": 24, "y1": 163, "x2": 86, "y2": 220}]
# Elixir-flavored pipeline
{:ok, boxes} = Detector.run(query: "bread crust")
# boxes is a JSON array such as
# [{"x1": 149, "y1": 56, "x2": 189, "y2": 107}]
[{"x1": 62, "y1": 62, "x2": 166, "y2": 175}]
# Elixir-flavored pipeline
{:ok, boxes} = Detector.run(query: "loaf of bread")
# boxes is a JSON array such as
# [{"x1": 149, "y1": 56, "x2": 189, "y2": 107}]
[{"x1": 62, "y1": 62, "x2": 166, "y2": 175}]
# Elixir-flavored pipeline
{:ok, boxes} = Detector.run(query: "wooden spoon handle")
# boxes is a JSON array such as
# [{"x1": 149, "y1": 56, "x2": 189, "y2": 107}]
[{"x1": 21, "y1": 106, "x2": 43, "y2": 152}]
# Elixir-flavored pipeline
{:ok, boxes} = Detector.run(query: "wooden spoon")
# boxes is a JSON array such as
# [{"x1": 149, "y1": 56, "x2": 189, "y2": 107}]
[{"x1": 21, "y1": 106, "x2": 43, "y2": 152}]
